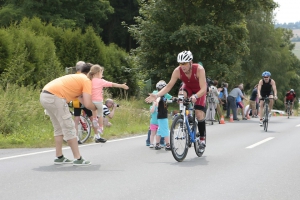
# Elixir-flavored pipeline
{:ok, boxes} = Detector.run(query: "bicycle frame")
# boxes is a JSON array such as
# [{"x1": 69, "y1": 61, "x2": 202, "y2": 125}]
[
  {"x1": 286, "y1": 101, "x2": 292, "y2": 118},
  {"x1": 178, "y1": 95, "x2": 196, "y2": 143},
  {"x1": 262, "y1": 96, "x2": 273, "y2": 132},
  {"x1": 170, "y1": 94, "x2": 205, "y2": 162}
]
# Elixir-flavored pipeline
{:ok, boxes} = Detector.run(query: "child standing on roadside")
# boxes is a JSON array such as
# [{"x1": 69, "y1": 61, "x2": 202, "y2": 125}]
[
  {"x1": 154, "y1": 80, "x2": 172, "y2": 151},
  {"x1": 87, "y1": 65, "x2": 129, "y2": 142},
  {"x1": 149, "y1": 100, "x2": 159, "y2": 148}
]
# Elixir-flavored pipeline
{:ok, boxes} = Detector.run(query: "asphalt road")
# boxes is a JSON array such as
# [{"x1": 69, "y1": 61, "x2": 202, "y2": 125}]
[{"x1": 1, "y1": 116, "x2": 300, "y2": 200}]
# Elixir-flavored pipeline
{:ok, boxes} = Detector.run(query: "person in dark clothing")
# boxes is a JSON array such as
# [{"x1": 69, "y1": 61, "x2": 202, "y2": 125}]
[
  {"x1": 257, "y1": 71, "x2": 277, "y2": 126},
  {"x1": 226, "y1": 84, "x2": 247, "y2": 120},
  {"x1": 246, "y1": 84, "x2": 258, "y2": 118}
]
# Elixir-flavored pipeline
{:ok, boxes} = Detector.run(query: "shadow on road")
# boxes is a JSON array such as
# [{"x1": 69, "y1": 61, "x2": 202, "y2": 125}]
[
  {"x1": 32, "y1": 164, "x2": 106, "y2": 172},
  {"x1": 169, "y1": 156, "x2": 209, "y2": 167}
]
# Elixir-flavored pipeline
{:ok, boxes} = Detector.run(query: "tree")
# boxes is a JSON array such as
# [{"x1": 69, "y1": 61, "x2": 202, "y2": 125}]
[
  {"x1": 101, "y1": 0, "x2": 140, "y2": 51},
  {"x1": 241, "y1": 9, "x2": 300, "y2": 109},
  {"x1": 128, "y1": 0, "x2": 276, "y2": 92},
  {"x1": 0, "y1": 0, "x2": 113, "y2": 33}
]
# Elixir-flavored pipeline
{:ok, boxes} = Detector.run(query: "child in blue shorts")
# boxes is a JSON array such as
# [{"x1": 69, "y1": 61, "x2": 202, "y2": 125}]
[{"x1": 155, "y1": 80, "x2": 172, "y2": 151}]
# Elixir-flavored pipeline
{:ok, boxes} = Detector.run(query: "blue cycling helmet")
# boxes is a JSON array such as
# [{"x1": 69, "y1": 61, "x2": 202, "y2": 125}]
[{"x1": 262, "y1": 71, "x2": 271, "y2": 77}]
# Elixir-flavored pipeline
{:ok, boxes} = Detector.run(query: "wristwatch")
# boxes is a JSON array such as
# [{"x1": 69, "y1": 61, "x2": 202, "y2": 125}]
[{"x1": 193, "y1": 94, "x2": 198, "y2": 99}]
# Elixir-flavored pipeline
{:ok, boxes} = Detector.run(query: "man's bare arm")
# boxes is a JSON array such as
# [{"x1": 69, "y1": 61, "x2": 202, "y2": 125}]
[{"x1": 82, "y1": 93, "x2": 96, "y2": 110}]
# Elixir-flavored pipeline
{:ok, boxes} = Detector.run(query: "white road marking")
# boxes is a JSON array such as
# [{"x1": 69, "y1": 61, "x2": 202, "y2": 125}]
[
  {"x1": 0, "y1": 135, "x2": 146, "y2": 161},
  {"x1": 296, "y1": 124, "x2": 300, "y2": 127},
  {"x1": 246, "y1": 137, "x2": 274, "y2": 149}
]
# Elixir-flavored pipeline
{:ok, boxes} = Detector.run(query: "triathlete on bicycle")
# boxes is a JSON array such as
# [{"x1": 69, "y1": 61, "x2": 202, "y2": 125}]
[
  {"x1": 284, "y1": 89, "x2": 296, "y2": 114},
  {"x1": 257, "y1": 71, "x2": 278, "y2": 126},
  {"x1": 145, "y1": 50, "x2": 207, "y2": 148}
]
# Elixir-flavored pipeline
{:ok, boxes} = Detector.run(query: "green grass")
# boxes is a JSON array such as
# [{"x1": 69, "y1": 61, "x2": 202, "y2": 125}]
[{"x1": 0, "y1": 85, "x2": 174, "y2": 148}]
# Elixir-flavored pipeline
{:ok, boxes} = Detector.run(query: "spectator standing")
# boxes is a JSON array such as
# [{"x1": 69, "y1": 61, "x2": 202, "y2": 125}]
[
  {"x1": 226, "y1": 84, "x2": 247, "y2": 121},
  {"x1": 236, "y1": 83, "x2": 247, "y2": 120},
  {"x1": 213, "y1": 80, "x2": 223, "y2": 117},
  {"x1": 155, "y1": 81, "x2": 172, "y2": 151},
  {"x1": 206, "y1": 81, "x2": 220, "y2": 121},
  {"x1": 40, "y1": 63, "x2": 94, "y2": 166},
  {"x1": 219, "y1": 83, "x2": 228, "y2": 111},
  {"x1": 246, "y1": 84, "x2": 258, "y2": 118},
  {"x1": 149, "y1": 100, "x2": 159, "y2": 148},
  {"x1": 145, "y1": 82, "x2": 172, "y2": 146}
]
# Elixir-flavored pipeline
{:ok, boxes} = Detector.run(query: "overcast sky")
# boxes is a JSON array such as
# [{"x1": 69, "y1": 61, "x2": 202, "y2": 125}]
[{"x1": 274, "y1": 0, "x2": 300, "y2": 24}]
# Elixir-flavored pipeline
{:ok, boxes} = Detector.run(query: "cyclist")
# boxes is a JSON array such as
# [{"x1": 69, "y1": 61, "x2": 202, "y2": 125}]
[
  {"x1": 145, "y1": 50, "x2": 207, "y2": 149},
  {"x1": 284, "y1": 89, "x2": 296, "y2": 114},
  {"x1": 257, "y1": 71, "x2": 278, "y2": 126}
]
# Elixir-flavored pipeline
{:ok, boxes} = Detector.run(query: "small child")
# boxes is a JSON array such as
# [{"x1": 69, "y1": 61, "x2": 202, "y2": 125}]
[
  {"x1": 87, "y1": 64, "x2": 129, "y2": 142},
  {"x1": 149, "y1": 100, "x2": 158, "y2": 148},
  {"x1": 155, "y1": 80, "x2": 172, "y2": 151}
]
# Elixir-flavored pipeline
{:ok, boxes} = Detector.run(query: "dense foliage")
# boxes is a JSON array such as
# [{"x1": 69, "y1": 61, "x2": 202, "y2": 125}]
[
  {"x1": 128, "y1": 0, "x2": 300, "y2": 108},
  {"x1": 0, "y1": 0, "x2": 299, "y2": 109},
  {"x1": 0, "y1": 18, "x2": 138, "y2": 97},
  {"x1": 128, "y1": 0, "x2": 277, "y2": 88}
]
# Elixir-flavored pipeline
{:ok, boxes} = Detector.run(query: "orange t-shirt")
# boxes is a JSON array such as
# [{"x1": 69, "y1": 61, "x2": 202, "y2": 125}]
[{"x1": 43, "y1": 74, "x2": 92, "y2": 102}]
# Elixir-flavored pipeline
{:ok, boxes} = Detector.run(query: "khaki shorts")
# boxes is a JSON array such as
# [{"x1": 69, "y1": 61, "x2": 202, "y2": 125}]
[
  {"x1": 249, "y1": 100, "x2": 257, "y2": 110},
  {"x1": 40, "y1": 92, "x2": 76, "y2": 141}
]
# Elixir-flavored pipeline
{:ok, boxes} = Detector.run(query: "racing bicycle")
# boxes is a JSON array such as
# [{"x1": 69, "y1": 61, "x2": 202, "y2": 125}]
[
  {"x1": 170, "y1": 94, "x2": 205, "y2": 162},
  {"x1": 261, "y1": 96, "x2": 273, "y2": 132},
  {"x1": 286, "y1": 101, "x2": 292, "y2": 119}
]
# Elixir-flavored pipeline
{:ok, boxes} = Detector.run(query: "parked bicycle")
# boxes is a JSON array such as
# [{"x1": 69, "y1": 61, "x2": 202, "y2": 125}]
[
  {"x1": 69, "y1": 103, "x2": 92, "y2": 143},
  {"x1": 169, "y1": 94, "x2": 205, "y2": 162}
]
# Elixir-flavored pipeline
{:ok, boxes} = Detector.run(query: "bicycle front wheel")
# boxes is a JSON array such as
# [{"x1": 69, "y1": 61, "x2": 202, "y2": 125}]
[
  {"x1": 170, "y1": 115, "x2": 189, "y2": 162},
  {"x1": 264, "y1": 109, "x2": 268, "y2": 132},
  {"x1": 78, "y1": 116, "x2": 91, "y2": 143}
]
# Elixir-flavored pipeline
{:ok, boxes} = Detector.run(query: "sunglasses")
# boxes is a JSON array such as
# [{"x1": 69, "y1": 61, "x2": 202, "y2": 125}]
[
  {"x1": 263, "y1": 76, "x2": 269, "y2": 78},
  {"x1": 179, "y1": 62, "x2": 188, "y2": 65}
]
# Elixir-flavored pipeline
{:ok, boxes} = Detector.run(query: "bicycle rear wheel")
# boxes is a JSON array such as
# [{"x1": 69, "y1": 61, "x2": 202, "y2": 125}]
[
  {"x1": 78, "y1": 116, "x2": 91, "y2": 143},
  {"x1": 170, "y1": 115, "x2": 189, "y2": 162},
  {"x1": 194, "y1": 132, "x2": 205, "y2": 157}
]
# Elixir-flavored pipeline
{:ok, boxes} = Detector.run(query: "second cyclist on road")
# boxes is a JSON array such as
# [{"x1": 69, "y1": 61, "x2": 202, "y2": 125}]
[
  {"x1": 284, "y1": 89, "x2": 296, "y2": 115},
  {"x1": 257, "y1": 71, "x2": 278, "y2": 126}
]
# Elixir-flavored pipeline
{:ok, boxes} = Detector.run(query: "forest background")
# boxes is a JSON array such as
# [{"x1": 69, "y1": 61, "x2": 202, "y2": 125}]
[{"x1": 0, "y1": 0, "x2": 300, "y2": 147}]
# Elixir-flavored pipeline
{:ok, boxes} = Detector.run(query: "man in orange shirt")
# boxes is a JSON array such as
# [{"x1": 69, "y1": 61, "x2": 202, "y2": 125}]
[{"x1": 40, "y1": 63, "x2": 95, "y2": 166}]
